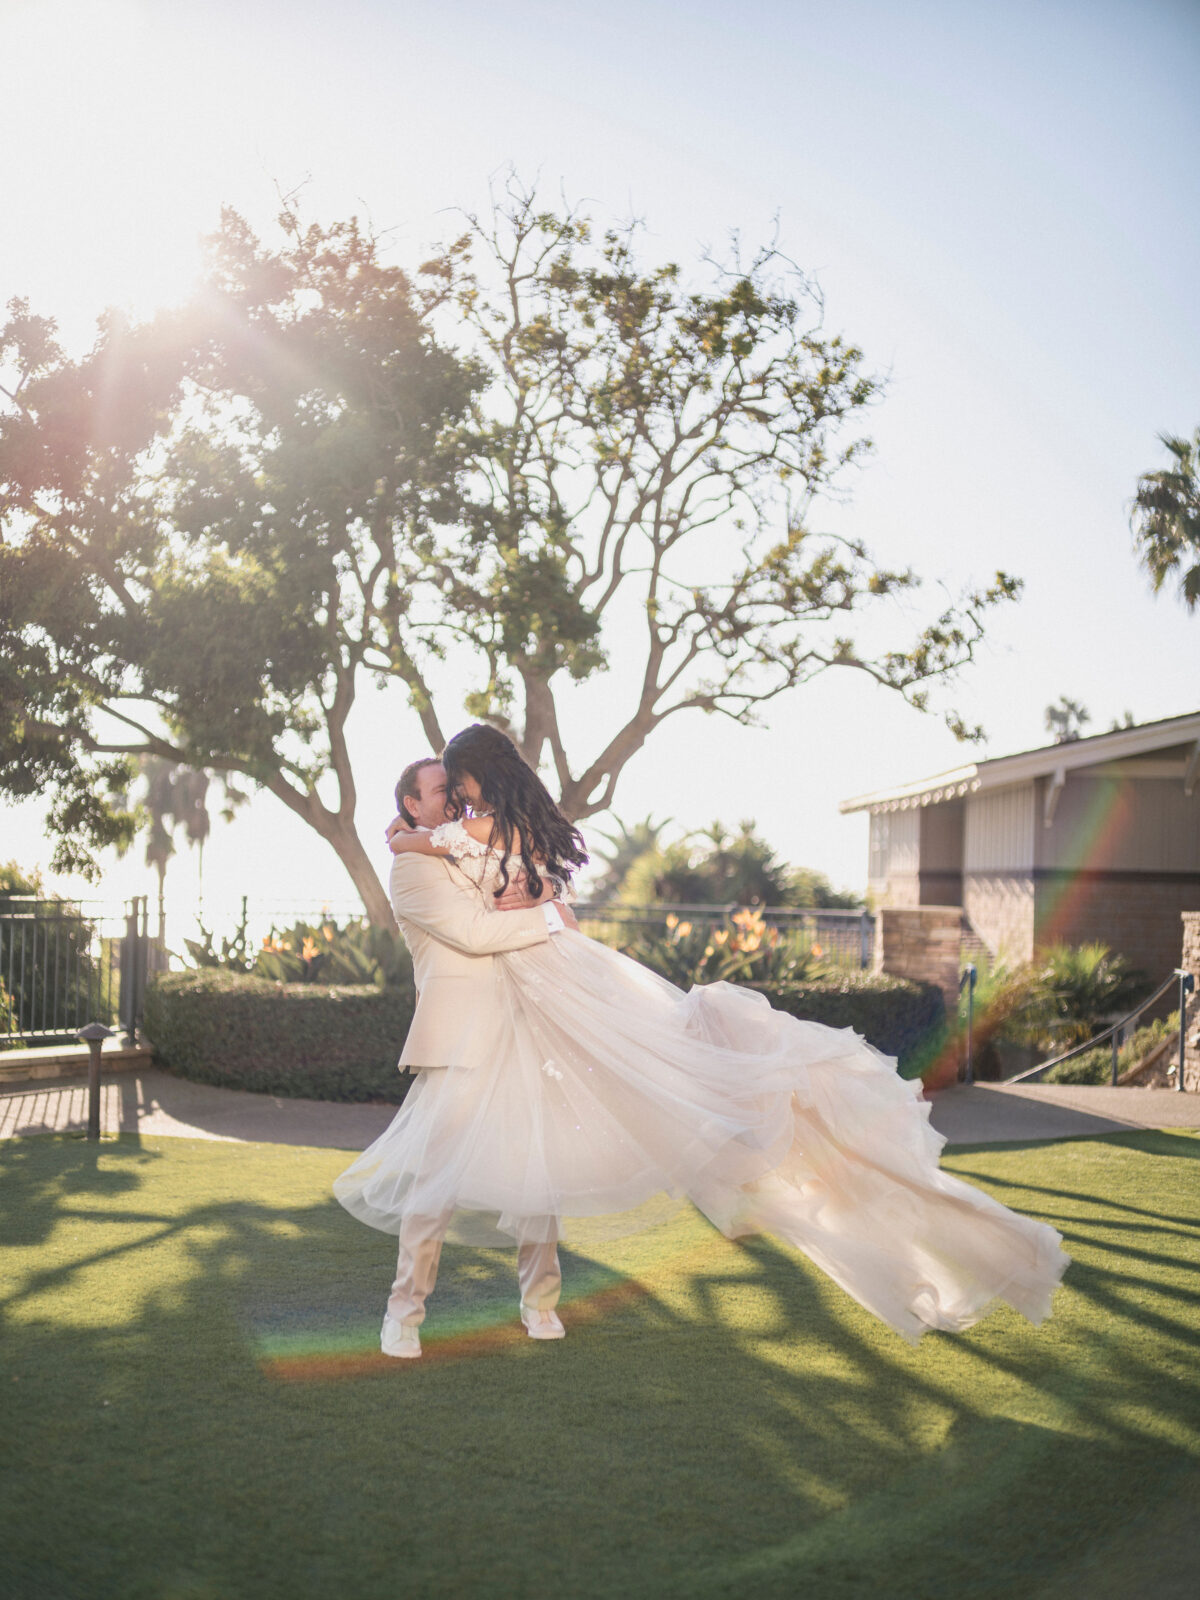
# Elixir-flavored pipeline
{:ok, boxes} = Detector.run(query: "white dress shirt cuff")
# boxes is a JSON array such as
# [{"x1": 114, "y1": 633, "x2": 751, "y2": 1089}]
[{"x1": 541, "y1": 902, "x2": 566, "y2": 935}]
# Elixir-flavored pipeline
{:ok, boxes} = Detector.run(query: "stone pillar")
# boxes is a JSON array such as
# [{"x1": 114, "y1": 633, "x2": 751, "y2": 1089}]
[
  {"x1": 875, "y1": 905, "x2": 963, "y2": 1029},
  {"x1": 1181, "y1": 912, "x2": 1200, "y2": 1093}
]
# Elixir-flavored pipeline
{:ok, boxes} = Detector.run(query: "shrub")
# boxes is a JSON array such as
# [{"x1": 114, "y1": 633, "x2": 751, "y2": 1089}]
[
  {"x1": 1045, "y1": 1011, "x2": 1180, "y2": 1085},
  {"x1": 961, "y1": 942, "x2": 1153, "y2": 1080},
  {"x1": 184, "y1": 910, "x2": 411, "y2": 988},
  {"x1": 0, "y1": 978, "x2": 21, "y2": 1051},
  {"x1": 615, "y1": 909, "x2": 828, "y2": 990},
  {"x1": 145, "y1": 969, "x2": 416, "y2": 1102},
  {"x1": 761, "y1": 972, "x2": 946, "y2": 1074},
  {"x1": 1003, "y1": 942, "x2": 1149, "y2": 1055},
  {"x1": 146, "y1": 944, "x2": 942, "y2": 1102},
  {"x1": 611, "y1": 913, "x2": 943, "y2": 1070}
]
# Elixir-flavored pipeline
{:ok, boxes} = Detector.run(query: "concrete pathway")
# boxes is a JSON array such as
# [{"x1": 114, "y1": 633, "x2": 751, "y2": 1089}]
[
  {"x1": 1, "y1": 1067, "x2": 1198, "y2": 1149},
  {"x1": 928, "y1": 1081, "x2": 1200, "y2": 1144},
  {"x1": 0, "y1": 1069, "x2": 397, "y2": 1148}
]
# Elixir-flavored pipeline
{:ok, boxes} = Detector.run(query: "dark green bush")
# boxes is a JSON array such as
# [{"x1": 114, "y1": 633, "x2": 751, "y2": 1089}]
[
  {"x1": 145, "y1": 969, "x2": 416, "y2": 1103},
  {"x1": 753, "y1": 971, "x2": 946, "y2": 1074},
  {"x1": 146, "y1": 960, "x2": 942, "y2": 1103}
]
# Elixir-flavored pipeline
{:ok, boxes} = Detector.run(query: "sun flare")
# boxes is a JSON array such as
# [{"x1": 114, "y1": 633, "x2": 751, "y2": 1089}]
[{"x1": 5, "y1": 0, "x2": 263, "y2": 341}]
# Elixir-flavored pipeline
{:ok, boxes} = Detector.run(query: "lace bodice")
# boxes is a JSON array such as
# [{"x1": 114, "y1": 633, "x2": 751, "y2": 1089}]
[
  {"x1": 428, "y1": 818, "x2": 572, "y2": 903},
  {"x1": 429, "y1": 818, "x2": 507, "y2": 896}
]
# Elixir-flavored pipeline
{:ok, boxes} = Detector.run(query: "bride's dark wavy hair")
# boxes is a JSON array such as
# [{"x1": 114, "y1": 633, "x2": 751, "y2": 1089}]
[{"x1": 441, "y1": 724, "x2": 588, "y2": 899}]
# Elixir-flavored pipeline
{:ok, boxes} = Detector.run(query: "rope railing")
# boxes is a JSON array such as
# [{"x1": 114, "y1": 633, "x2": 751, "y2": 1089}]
[{"x1": 1004, "y1": 968, "x2": 1193, "y2": 1089}]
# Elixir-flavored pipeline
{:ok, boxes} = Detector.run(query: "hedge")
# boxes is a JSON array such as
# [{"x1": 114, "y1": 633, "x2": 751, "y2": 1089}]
[
  {"x1": 758, "y1": 972, "x2": 946, "y2": 1073},
  {"x1": 146, "y1": 963, "x2": 943, "y2": 1100},
  {"x1": 145, "y1": 969, "x2": 416, "y2": 1103}
]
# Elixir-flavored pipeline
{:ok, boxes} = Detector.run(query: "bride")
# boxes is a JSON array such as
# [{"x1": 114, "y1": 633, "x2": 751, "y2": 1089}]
[{"x1": 334, "y1": 724, "x2": 1069, "y2": 1346}]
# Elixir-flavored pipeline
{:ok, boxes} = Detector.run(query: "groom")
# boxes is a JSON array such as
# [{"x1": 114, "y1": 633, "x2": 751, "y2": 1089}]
[{"x1": 377, "y1": 756, "x2": 576, "y2": 1359}]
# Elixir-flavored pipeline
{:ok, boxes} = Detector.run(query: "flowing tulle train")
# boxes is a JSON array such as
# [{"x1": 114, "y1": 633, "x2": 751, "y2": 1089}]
[{"x1": 334, "y1": 931, "x2": 1069, "y2": 1344}]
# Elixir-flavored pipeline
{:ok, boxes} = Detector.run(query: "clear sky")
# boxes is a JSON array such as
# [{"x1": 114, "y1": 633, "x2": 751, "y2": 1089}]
[{"x1": 3, "y1": 0, "x2": 1198, "y2": 933}]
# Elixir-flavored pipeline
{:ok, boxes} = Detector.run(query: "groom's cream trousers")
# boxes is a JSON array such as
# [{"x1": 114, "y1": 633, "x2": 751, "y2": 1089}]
[{"x1": 387, "y1": 1211, "x2": 562, "y2": 1325}]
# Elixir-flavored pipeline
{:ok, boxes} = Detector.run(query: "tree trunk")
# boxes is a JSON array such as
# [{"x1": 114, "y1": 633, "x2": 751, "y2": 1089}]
[
  {"x1": 322, "y1": 818, "x2": 397, "y2": 931},
  {"x1": 264, "y1": 773, "x2": 397, "y2": 931}
]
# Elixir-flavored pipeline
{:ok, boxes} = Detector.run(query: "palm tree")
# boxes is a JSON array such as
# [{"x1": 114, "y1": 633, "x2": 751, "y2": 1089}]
[
  {"x1": 1011, "y1": 943, "x2": 1149, "y2": 1054},
  {"x1": 137, "y1": 759, "x2": 213, "y2": 940},
  {"x1": 586, "y1": 815, "x2": 671, "y2": 904},
  {"x1": 1131, "y1": 426, "x2": 1200, "y2": 610},
  {"x1": 1044, "y1": 696, "x2": 1090, "y2": 744}
]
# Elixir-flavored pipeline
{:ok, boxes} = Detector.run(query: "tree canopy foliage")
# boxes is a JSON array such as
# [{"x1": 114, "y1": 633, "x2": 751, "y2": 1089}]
[
  {"x1": 0, "y1": 204, "x2": 471, "y2": 922},
  {"x1": 0, "y1": 181, "x2": 1020, "y2": 921},
  {"x1": 598, "y1": 818, "x2": 859, "y2": 908},
  {"x1": 1131, "y1": 426, "x2": 1200, "y2": 611}
]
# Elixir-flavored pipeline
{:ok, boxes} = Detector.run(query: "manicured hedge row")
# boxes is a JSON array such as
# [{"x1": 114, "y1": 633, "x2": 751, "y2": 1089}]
[
  {"x1": 147, "y1": 963, "x2": 944, "y2": 1100},
  {"x1": 758, "y1": 972, "x2": 946, "y2": 1073},
  {"x1": 145, "y1": 969, "x2": 416, "y2": 1103}
]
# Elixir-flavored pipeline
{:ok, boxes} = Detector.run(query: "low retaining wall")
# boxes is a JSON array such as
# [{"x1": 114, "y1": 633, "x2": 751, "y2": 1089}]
[{"x1": 0, "y1": 1041, "x2": 153, "y2": 1086}]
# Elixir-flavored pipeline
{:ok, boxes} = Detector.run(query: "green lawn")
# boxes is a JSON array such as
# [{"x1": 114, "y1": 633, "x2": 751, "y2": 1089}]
[{"x1": 3, "y1": 1129, "x2": 1199, "y2": 1600}]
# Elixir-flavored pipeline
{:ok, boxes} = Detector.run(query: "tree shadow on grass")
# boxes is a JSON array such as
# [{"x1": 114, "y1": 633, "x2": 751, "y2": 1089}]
[{"x1": 2, "y1": 1132, "x2": 1199, "y2": 1600}]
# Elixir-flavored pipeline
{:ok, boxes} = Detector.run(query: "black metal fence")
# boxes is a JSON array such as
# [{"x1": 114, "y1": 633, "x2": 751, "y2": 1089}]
[
  {"x1": 176, "y1": 897, "x2": 876, "y2": 973},
  {"x1": 0, "y1": 896, "x2": 152, "y2": 1046},
  {"x1": 573, "y1": 903, "x2": 875, "y2": 968}
]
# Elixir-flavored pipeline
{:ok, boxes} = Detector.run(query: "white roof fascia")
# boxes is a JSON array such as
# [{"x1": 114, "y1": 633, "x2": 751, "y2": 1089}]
[
  {"x1": 840, "y1": 711, "x2": 1200, "y2": 816},
  {"x1": 839, "y1": 765, "x2": 980, "y2": 814}
]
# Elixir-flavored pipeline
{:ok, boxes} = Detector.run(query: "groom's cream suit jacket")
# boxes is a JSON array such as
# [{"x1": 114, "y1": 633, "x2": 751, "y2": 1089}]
[{"x1": 389, "y1": 852, "x2": 550, "y2": 1073}]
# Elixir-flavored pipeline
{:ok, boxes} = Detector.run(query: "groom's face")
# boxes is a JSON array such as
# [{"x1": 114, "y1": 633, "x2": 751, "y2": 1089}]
[{"x1": 406, "y1": 762, "x2": 451, "y2": 829}]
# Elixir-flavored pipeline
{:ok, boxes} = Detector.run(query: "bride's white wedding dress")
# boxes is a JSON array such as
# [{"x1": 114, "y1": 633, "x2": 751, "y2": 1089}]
[{"x1": 334, "y1": 821, "x2": 1069, "y2": 1344}]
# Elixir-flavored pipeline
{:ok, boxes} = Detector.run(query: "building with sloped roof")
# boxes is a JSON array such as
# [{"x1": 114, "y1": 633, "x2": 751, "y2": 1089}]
[{"x1": 840, "y1": 711, "x2": 1200, "y2": 986}]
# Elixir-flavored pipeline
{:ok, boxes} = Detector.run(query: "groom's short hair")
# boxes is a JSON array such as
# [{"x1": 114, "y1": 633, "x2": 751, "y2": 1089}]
[{"x1": 395, "y1": 757, "x2": 442, "y2": 824}]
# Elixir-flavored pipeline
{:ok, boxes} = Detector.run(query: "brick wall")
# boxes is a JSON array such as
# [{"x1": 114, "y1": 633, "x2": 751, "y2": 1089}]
[
  {"x1": 1034, "y1": 874, "x2": 1200, "y2": 995},
  {"x1": 1181, "y1": 912, "x2": 1200, "y2": 1093},
  {"x1": 963, "y1": 874, "x2": 1035, "y2": 962},
  {"x1": 875, "y1": 905, "x2": 962, "y2": 1023}
]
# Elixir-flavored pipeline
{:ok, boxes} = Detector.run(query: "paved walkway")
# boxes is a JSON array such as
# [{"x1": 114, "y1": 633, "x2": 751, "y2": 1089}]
[
  {"x1": 1, "y1": 1068, "x2": 1197, "y2": 1149},
  {"x1": 927, "y1": 1081, "x2": 1200, "y2": 1143},
  {"x1": 0, "y1": 1070, "x2": 397, "y2": 1148}
]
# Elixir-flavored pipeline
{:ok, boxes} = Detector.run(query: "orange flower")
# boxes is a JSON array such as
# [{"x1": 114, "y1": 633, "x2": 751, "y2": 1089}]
[
  {"x1": 665, "y1": 913, "x2": 679, "y2": 930},
  {"x1": 811, "y1": 943, "x2": 823, "y2": 959},
  {"x1": 321, "y1": 924, "x2": 335, "y2": 942},
  {"x1": 261, "y1": 935, "x2": 286, "y2": 954},
  {"x1": 712, "y1": 929, "x2": 729, "y2": 945},
  {"x1": 676, "y1": 921, "x2": 693, "y2": 938},
  {"x1": 301, "y1": 936, "x2": 320, "y2": 961}
]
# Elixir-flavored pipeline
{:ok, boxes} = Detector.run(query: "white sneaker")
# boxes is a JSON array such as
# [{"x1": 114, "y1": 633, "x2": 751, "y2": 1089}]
[
  {"x1": 520, "y1": 1304, "x2": 566, "y2": 1340},
  {"x1": 381, "y1": 1313, "x2": 422, "y2": 1358}
]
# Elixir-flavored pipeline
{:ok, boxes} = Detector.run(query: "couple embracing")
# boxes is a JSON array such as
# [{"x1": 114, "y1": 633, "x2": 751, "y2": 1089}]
[{"x1": 335, "y1": 724, "x2": 1069, "y2": 1359}]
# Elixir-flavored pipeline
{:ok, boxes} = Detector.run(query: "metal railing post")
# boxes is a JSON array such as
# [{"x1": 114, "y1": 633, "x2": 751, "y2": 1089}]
[
  {"x1": 959, "y1": 964, "x2": 977, "y2": 1084},
  {"x1": 1178, "y1": 971, "x2": 1195, "y2": 1094}
]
